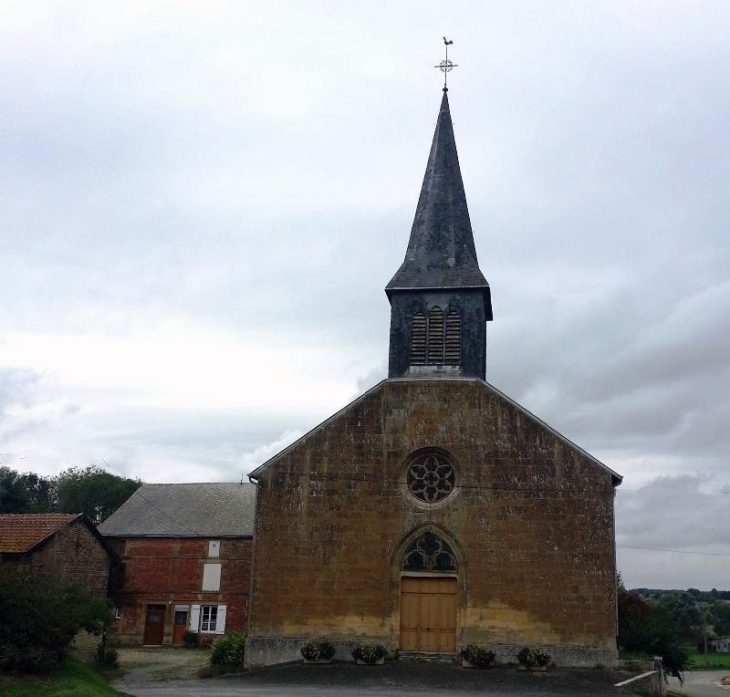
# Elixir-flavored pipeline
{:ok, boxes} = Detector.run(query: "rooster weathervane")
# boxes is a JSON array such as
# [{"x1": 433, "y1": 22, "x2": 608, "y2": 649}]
[{"x1": 435, "y1": 37, "x2": 458, "y2": 91}]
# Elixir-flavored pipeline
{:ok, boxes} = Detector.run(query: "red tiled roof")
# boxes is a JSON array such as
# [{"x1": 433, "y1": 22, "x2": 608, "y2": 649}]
[{"x1": 0, "y1": 513, "x2": 80, "y2": 553}]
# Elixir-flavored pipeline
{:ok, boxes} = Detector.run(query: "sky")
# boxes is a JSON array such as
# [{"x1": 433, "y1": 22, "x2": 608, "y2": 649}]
[{"x1": 0, "y1": 1, "x2": 728, "y2": 590}]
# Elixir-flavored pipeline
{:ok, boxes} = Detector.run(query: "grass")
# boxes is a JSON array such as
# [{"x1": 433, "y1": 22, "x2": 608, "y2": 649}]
[
  {"x1": 0, "y1": 660, "x2": 131, "y2": 697},
  {"x1": 687, "y1": 649, "x2": 730, "y2": 670}
]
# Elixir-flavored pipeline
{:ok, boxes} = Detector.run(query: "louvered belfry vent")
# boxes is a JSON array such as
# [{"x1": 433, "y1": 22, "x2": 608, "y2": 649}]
[
  {"x1": 410, "y1": 312, "x2": 427, "y2": 364},
  {"x1": 427, "y1": 307, "x2": 445, "y2": 365},
  {"x1": 445, "y1": 310, "x2": 461, "y2": 365}
]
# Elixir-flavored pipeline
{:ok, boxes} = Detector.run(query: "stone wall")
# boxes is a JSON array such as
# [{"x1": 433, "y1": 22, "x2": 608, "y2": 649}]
[
  {"x1": 246, "y1": 378, "x2": 619, "y2": 667},
  {"x1": 107, "y1": 536, "x2": 252, "y2": 645}
]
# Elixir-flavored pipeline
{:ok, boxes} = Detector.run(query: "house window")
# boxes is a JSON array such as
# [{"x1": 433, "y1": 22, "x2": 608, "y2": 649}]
[
  {"x1": 202, "y1": 563, "x2": 222, "y2": 591},
  {"x1": 201, "y1": 605, "x2": 218, "y2": 632},
  {"x1": 208, "y1": 540, "x2": 220, "y2": 558}
]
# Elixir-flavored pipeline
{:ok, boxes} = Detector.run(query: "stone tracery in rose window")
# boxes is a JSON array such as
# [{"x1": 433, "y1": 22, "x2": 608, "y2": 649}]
[
  {"x1": 402, "y1": 531, "x2": 457, "y2": 573},
  {"x1": 406, "y1": 451, "x2": 455, "y2": 503}
]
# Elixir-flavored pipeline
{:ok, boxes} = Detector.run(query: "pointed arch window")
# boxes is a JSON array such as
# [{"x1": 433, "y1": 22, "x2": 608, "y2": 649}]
[{"x1": 402, "y1": 531, "x2": 457, "y2": 573}]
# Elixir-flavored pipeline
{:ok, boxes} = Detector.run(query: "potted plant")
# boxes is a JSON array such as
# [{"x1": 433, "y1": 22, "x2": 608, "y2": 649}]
[
  {"x1": 516, "y1": 646, "x2": 551, "y2": 671},
  {"x1": 351, "y1": 643, "x2": 387, "y2": 665},
  {"x1": 459, "y1": 644, "x2": 496, "y2": 668},
  {"x1": 301, "y1": 638, "x2": 336, "y2": 663}
]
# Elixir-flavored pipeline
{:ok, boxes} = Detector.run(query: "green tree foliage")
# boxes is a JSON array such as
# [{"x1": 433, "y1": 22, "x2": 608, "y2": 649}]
[
  {"x1": 710, "y1": 601, "x2": 730, "y2": 637},
  {"x1": 0, "y1": 571, "x2": 110, "y2": 674},
  {"x1": 0, "y1": 467, "x2": 57, "y2": 513},
  {"x1": 56, "y1": 465, "x2": 140, "y2": 524},
  {"x1": 1, "y1": 464, "x2": 140, "y2": 522},
  {"x1": 655, "y1": 591, "x2": 703, "y2": 644}
]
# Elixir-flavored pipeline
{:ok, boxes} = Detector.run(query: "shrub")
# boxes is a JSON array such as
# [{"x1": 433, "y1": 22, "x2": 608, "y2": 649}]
[
  {"x1": 182, "y1": 630, "x2": 199, "y2": 648},
  {"x1": 0, "y1": 571, "x2": 110, "y2": 674},
  {"x1": 301, "y1": 638, "x2": 336, "y2": 661},
  {"x1": 95, "y1": 643, "x2": 119, "y2": 668},
  {"x1": 460, "y1": 644, "x2": 496, "y2": 668},
  {"x1": 351, "y1": 643, "x2": 387, "y2": 664},
  {"x1": 209, "y1": 631, "x2": 245, "y2": 668},
  {"x1": 517, "y1": 646, "x2": 551, "y2": 668}
]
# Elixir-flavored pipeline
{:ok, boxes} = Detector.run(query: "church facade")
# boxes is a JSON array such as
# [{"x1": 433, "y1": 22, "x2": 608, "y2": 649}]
[{"x1": 244, "y1": 90, "x2": 621, "y2": 668}]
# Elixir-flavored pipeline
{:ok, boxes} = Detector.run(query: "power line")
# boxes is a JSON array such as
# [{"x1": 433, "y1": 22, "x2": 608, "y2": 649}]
[{"x1": 618, "y1": 544, "x2": 730, "y2": 558}]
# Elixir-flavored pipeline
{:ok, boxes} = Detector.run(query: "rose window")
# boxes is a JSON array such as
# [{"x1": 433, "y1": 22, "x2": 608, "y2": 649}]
[{"x1": 407, "y1": 451, "x2": 455, "y2": 503}]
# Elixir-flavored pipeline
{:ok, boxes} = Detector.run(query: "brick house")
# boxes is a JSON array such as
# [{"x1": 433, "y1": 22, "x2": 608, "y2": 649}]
[
  {"x1": 98, "y1": 482, "x2": 255, "y2": 646},
  {"x1": 244, "y1": 90, "x2": 622, "y2": 668},
  {"x1": 0, "y1": 513, "x2": 115, "y2": 597}
]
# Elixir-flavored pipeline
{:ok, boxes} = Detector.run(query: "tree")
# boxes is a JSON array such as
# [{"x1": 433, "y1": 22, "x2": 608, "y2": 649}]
[
  {"x1": 56, "y1": 465, "x2": 140, "y2": 524},
  {"x1": 618, "y1": 589, "x2": 652, "y2": 651},
  {"x1": 711, "y1": 600, "x2": 730, "y2": 637},
  {"x1": 0, "y1": 467, "x2": 56, "y2": 513}
]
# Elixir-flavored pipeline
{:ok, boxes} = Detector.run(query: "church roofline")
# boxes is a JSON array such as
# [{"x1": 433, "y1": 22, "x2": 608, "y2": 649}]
[{"x1": 247, "y1": 378, "x2": 622, "y2": 487}]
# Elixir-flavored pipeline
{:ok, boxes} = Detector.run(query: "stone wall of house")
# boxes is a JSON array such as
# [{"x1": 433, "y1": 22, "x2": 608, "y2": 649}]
[
  {"x1": 106, "y1": 537, "x2": 252, "y2": 645},
  {"x1": 246, "y1": 378, "x2": 618, "y2": 667},
  {"x1": 10, "y1": 519, "x2": 111, "y2": 598}
]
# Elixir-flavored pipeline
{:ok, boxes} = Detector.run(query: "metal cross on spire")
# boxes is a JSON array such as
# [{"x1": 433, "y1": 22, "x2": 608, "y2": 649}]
[{"x1": 435, "y1": 37, "x2": 458, "y2": 91}]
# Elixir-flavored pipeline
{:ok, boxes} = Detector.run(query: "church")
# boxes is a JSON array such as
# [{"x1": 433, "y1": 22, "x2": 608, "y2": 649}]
[{"x1": 244, "y1": 86, "x2": 622, "y2": 668}]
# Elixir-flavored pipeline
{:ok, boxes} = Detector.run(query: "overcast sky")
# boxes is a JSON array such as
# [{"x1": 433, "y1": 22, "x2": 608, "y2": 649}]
[{"x1": 1, "y1": 1, "x2": 728, "y2": 590}]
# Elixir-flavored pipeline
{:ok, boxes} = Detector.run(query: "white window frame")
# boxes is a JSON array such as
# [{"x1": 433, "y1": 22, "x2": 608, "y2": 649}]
[
  {"x1": 208, "y1": 540, "x2": 220, "y2": 557},
  {"x1": 199, "y1": 604, "x2": 227, "y2": 634},
  {"x1": 200, "y1": 605, "x2": 218, "y2": 633}
]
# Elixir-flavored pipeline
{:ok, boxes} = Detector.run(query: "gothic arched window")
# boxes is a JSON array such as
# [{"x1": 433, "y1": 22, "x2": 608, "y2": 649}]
[{"x1": 402, "y1": 531, "x2": 457, "y2": 573}]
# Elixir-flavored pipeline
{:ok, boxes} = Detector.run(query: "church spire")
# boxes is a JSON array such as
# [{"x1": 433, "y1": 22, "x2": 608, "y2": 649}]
[
  {"x1": 386, "y1": 89, "x2": 493, "y2": 381},
  {"x1": 385, "y1": 91, "x2": 492, "y2": 313}
]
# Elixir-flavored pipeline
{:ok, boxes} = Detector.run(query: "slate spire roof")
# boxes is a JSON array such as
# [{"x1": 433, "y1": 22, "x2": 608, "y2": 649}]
[{"x1": 386, "y1": 90, "x2": 492, "y2": 319}]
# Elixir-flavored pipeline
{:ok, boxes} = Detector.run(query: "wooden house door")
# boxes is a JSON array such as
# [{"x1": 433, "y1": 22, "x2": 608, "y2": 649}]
[
  {"x1": 400, "y1": 577, "x2": 457, "y2": 652},
  {"x1": 172, "y1": 610, "x2": 188, "y2": 644},
  {"x1": 143, "y1": 604, "x2": 166, "y2": 645}
]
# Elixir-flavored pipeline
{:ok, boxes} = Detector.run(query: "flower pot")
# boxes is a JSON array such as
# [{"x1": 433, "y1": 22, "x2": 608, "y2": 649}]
[{"x1": 356, "y1": 657, "x2": 385, "y2": 665}]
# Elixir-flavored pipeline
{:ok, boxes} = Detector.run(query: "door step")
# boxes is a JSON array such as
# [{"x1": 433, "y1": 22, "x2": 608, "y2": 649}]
[{"x1": 399, "y1": 651, "x2": 457, "y2": 663}]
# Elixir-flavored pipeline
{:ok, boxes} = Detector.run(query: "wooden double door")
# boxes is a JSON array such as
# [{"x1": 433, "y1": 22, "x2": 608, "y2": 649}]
[{"x1": 400, "y1": 576, "x2": 457, "y2": 652}]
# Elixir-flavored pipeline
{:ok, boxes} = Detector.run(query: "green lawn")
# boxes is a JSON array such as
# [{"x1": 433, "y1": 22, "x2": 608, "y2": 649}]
[
  {"x1": 687, "y1": 649, "x2": 730, "y2": 670},
  {"x1": 0, "y1": 660, "x2": 130, "y2": 697}
]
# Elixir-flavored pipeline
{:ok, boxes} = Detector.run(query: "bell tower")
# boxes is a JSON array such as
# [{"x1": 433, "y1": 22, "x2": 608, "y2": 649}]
[{"x1": 385, "y1": 88, "x2": 492, "y2": 380}]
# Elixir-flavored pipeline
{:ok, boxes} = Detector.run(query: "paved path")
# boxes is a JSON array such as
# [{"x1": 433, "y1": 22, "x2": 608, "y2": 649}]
[
  {"x1": 669, "y1": 670, "x2": 730, "y2": 697},
  {"x1": 116, "y1": 659, "x2": 636, "y2": 697}
]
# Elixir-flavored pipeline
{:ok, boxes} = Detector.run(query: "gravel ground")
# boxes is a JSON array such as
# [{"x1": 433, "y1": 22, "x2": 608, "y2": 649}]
[{"x1": 114, "y1": 647, "x2": 209, "y2": 687}]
